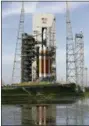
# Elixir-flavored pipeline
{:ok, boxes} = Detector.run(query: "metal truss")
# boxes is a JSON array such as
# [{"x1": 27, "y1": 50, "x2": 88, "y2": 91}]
[
  {"x1": 66, "y1": 2, "x2": 75, "y2": 83},
  {"x1": 75, "y1": 32, "x2": 84, "y2": 88}
]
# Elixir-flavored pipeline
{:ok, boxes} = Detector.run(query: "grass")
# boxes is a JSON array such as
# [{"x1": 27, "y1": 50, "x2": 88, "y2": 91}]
[
  {"x1": 84, "y1": 91, "x2": 89, "y2": 97},
  {"x1": 11, "y1": 81, "x2": 51, "y2": 87}
]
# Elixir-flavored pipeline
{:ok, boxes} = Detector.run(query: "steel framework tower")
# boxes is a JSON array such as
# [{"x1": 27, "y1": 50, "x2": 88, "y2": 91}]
[
  {"x1": 21, "y1": 34, "x2": 36, "y2": 82},
  {"x1": 75, "y1": 32, "x2": 84, "y2": 88},
  {"x1": 48, "y1": 18, "x2": 56, "y2": 80},
  {"x1": 66, "y1": 2, "x2": 75, "y2": 83},
  {"x1": 12, "y1": 2, "x2": 24, "y2": 83}
]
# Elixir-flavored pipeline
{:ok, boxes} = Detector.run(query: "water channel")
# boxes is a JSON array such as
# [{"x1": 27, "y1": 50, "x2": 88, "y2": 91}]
[{"x1": 2, "y1": 98, "x2": 89, "y2": 125}]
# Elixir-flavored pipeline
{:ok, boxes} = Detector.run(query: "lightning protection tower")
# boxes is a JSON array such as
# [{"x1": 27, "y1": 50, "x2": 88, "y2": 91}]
[
  {"x1": 12, "y1": 2, "x2": 24, "y2": 83},
  {"x1": 75, "y1": 32, "x2": 84, "y2": 88},
  {"x1": 66, "y1": 2, "x2": 75, "y2": 83}
]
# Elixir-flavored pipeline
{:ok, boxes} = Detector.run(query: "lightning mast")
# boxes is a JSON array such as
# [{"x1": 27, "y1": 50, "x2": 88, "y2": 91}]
[
  {"x1": 66, "y1": 2, "x2": 75, "y2": 83},
  {"x1": 12, "y1": 2, "x2": 24, "y2": 83}
]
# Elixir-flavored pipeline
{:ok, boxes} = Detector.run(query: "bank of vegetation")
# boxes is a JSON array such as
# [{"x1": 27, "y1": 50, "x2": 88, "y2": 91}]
[
  {"x1": 84, "y1": 87, "x2": 89, "y2": 97},
  {"x1": 2, "y1": 83, "x2": 85, "y2": 104}
]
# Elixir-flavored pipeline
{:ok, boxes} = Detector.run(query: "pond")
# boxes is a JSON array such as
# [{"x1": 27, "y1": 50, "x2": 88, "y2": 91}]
[{"x1": 2, "y1": 98, "x2": 89, "y2": 125}]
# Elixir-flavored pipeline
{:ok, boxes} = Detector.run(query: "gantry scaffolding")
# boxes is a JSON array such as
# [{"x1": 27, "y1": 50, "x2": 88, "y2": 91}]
[
  {"x1": 49, "y1": 18, "x2": 56, "y2": 80},
  {"x1": 75, "y1": 32, "x2": 84, "y2": 88},
  {"x1": 21, "y1": 33, "x2": 36, "y2": 82},
  {"x1": 12, "y1": 2, "x2": 38, "y2": 83},
  {"x1": 66, "y1": 2, "x2": 75, "y2": 83}
]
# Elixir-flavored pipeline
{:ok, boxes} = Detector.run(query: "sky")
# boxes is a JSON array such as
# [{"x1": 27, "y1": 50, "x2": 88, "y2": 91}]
[{"x1": 2, "y1": 1, "x2": 89, "y2": 85}]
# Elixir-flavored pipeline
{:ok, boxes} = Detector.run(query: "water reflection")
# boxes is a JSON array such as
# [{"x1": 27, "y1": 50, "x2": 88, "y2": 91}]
[
  {"x1": 21, "y1": 104, "x2": 56, "y2": 125},
  {"x1": 2, "y1": 98, "x2": 89, "y2": 125}
]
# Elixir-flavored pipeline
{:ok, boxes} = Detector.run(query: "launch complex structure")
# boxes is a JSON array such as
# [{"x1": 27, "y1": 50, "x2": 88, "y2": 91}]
[
  {"x1": 12, "y1": 3, "x2": 56, "y2": 84},
  {"x1": 21, "y1": 14, "x2": 56, "y2": 82},
  {"x1": 11, "y1": 2, "x2": 86, "y2": 89}
]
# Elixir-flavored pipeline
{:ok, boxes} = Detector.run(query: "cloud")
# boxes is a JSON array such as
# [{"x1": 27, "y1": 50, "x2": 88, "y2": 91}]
[
  {"x1": 37, "y1": 2, "x2": 89, "y2": 14},
  {"x1": 2, "y1": 2, "x2": 89, "y2": 18},
  {"x1": 2, "y1": 2, "x2": 38, "y2": 18}
]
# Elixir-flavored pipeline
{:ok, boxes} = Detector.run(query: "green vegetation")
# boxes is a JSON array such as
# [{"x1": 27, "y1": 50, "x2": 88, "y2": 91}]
[
  {"x1": 2, "y1": 93, "x2": 77, "y2": 105},
  {"x1": 11, "y1": 81, "x2": 52, "y2": 87},
  {"x1": 84, "y1": 91, "x2": 89, "y2": 97},
  {"x1": 2, "y1": 83, "x2": 84, "y2": 96},
  {"x1": 2, "y1": 83, "x2": 85, "y2": 104}
]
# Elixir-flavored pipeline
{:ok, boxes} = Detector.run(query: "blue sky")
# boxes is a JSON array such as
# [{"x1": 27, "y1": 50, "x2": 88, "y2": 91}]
[{"x1": 2, "y1": 1, "x2": 89, "y2": 85}]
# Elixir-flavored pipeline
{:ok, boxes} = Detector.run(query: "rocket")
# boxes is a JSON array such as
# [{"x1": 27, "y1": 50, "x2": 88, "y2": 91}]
[{"x1": 39, "y1": 45, "x2": 51, "y2": 79}]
